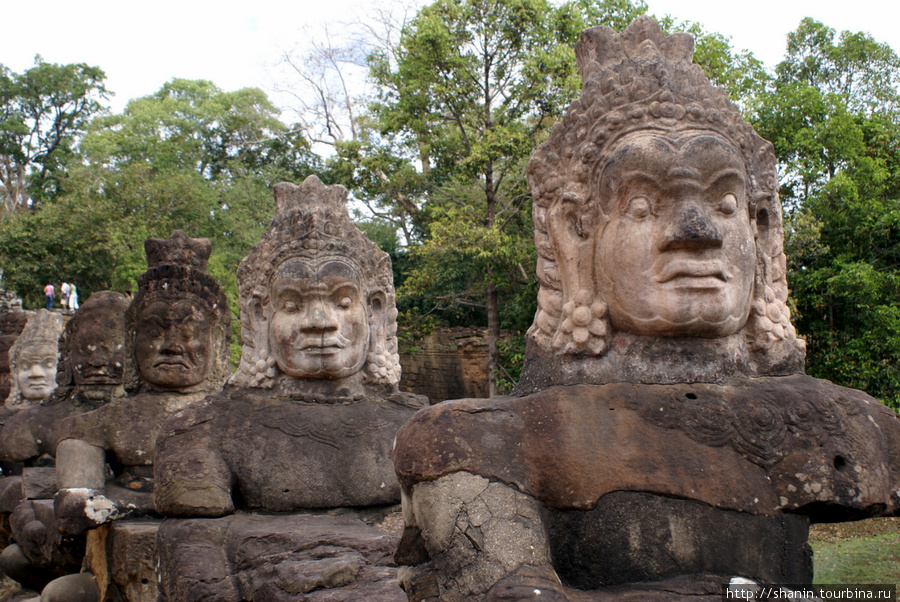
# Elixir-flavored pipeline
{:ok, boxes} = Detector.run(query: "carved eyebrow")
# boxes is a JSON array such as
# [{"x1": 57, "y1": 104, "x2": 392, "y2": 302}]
[
  {"x1": 21, "y1": 355, "x2": 56, "y2": 362},
  {"x1": 329, "y1": 283, "x2": 360, "y2": 296},
  {"x1": 613, "y1": 170, "x2": 661, "y2": 186},
  {"x1": 141, "y1": 315, "x2": 167, "y2": 327},
  {"x1": 668, "y1": 166, "x2": 702, "y2": 180},
  {"x1": 709, "y1": 168, "x2": 746, "y2": 183}
]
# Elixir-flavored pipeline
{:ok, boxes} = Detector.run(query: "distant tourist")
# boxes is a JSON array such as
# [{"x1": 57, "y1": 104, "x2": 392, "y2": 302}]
[
  {"x1": 69, "y1": 283, "x2": 79, "y2": 310},
  {"x1": 61, "y1": 281, "x2": 70, "y2": 309},
  {"x1": 43, "y1": 283, "x2": 54, "y2": 309}
]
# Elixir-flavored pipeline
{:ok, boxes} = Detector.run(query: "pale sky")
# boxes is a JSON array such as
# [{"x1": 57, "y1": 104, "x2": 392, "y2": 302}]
[{"x1": 2, "y1": 0, "x2": 899, "y2": 117}]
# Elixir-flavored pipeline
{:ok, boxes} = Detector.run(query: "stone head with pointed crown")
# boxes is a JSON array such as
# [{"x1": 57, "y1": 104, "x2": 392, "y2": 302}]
[
  {"x1": 520, "y1": 16, "x2": 806, "y2": 390},
  {"x1": 230, "y1": 175, "x2": 400, "y2": 397},
  {"x1": 124, "y1": 231, "x2": 232, "y2": 394},
  {"x1": 5, "y1": 310, "x2": 63, "y2": 409}
]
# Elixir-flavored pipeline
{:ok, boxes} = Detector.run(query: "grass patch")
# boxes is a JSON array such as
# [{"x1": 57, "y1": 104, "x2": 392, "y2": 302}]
[{"x1": 811, "y1": 524, "x2": 900, "y2": 586}]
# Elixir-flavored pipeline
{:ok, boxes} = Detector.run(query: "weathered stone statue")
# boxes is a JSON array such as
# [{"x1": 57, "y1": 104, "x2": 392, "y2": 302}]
[
  {"x1": 52, "y1": 232, "x2": 230, "y2": 530},
  {"x1": 0, "y1": 289, "x2": 27, "y2": 403},
  {"x1": 393, "y1": 17, "x2": 900, "y2": 601},
  {"x1": 45, "y1": 233, "x2": 230, "y2": 602},
  {"x1": 152, "y1": 175, "x2": 425, "y2": 600},
  {"x1": 3, "y1": 310, "x2": 63, "y2": 412},
  {"x1": 0, "y1": 293, "x2": 127, "y2": 597}
]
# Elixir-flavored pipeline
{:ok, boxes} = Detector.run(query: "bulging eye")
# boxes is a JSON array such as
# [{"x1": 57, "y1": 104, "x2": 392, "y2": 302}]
[
  {"x1": 283, "y1": 301, "x2": 299, "y2": 313},
  {"x1": 339, "y1": 296, "x2": 353, "y2": 309},
  {"x1": 625, "y1": 196, "x2": 652, "y2": 219},
  {"x1": 720, "y1": 193, "x2": 737, "y2": 215}
]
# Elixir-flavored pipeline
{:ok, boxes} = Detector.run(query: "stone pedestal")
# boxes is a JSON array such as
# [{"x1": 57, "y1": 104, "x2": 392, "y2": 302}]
[
  {"x1": 157, "y1": 513, "x2": 406, "y2": 601},
  {"x1": 83, "y1": 520, "x2": 159, "y2": 602}
]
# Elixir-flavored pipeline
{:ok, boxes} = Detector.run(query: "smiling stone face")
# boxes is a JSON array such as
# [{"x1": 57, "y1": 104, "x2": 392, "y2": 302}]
[
  {"x1": 15, "y1": 346, "x2": 58, "y2": 401},
  {"x1": 595, "y1": 131, "x2": 756, "y2": 338},
  {"x1": 135, "y1": 298, "x2": 213, "y2": 389},
  {"x1": 268, "y1": 259, "x2": 369, "y2": 380}
]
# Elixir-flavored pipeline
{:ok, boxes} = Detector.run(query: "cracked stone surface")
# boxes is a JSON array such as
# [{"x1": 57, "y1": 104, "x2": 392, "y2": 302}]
[{"x1": 156, "y1": 512, "x2": 406, "y2": 601}]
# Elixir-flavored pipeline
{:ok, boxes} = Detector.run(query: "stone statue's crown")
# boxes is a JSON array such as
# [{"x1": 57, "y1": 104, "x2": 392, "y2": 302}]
[
  {"x1": 144, "y1": 230, "x2": 211, "y2": 272},
  {"x1": 530, "y1": 16, "x2": 776, "y2": 208},
  {"x1": 136, "y1": 231, "x2": 223, "y2": 312},
  {"x1": 237, "y1": 175, "x2": 393, "y2": 296},
  {"x1": 15, "y1": 309, "x2": 63, "y2": 348}
]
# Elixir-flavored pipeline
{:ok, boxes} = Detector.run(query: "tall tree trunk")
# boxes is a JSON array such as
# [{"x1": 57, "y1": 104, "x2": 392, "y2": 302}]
[{"x1": 487, "y1": 271, "x2": 499, "y2": 397}]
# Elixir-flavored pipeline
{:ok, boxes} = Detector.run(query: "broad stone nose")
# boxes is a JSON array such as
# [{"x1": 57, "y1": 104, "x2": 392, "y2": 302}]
[
  {"x1": 27, "y1": 363, "x2": 46, "y2": 376},
  {"x1": 660, "y1": 202, "x2": 723, "y2": 251},
  {"x1": 305, "y1": 302, "x2": 338, "y2": 331},
  {"x1": 159, "y1": 327, "x2": 184, "y2": 354}
]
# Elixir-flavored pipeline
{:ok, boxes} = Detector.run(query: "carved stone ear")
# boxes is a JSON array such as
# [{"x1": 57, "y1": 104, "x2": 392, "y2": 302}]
[
  {"x1": 368, "y1": 292, "x2": 386, "y2": 323},
  {"x1": 247, "y1": 292, "x2": 269, "y2": 355},
  {"x1": 751, "y1": 192, "x2": 773, "y2": 254}
]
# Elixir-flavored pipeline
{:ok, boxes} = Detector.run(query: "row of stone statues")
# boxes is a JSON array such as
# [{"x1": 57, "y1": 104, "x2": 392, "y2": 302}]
[{"x1": 1, "y1": 16, "x2": 899, "y2": 602}]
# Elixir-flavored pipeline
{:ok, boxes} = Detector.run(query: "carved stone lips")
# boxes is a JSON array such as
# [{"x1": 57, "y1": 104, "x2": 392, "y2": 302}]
[
  {"x1": 298, "y1": 339, "x2": 345, "y2": 353},
  {"x1": 656, "y1": 260, "x2": 730, "y2": 284},
  {"x1": 154, "y1": 359, "x2": 191, "y2": 369}
]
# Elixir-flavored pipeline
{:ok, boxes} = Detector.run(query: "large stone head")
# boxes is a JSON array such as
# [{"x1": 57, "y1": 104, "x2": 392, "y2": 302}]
[
  {"x1": 55, "y1": 291, "x2": 129, "y2": 398},
  {"x1": 231, "y1": 175, "x2": 400, "y2": 391},
  {"x1": 5, "y1": 310, "x2": 63, "y2": 409},
  {"x1": 525, "y1": 17, "x2": 805, "y2": 377},
  {"x1": 124, "y1": 231, "x2": 232, "y2": 393}
]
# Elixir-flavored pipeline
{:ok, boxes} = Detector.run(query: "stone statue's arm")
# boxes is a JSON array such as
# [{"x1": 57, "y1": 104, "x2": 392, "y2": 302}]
[
  {"x1": 398, "y1": 471, "x2": 568, "y2": 601},
  {"x1": 54, "y1": 437, "x2": 116, "y2": 535},
  {"x1": 153, "y1": 407, "x2": 234, "y2": 517}
]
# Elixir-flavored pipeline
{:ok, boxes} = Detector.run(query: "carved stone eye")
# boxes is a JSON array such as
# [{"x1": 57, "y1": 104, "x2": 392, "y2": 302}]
[
  {"x1": 720, "y1": 193, "x2": 737, "y2": 215},
  {"x1": 339, "y1": 296, "x2": 353, "y2": 309},
  {"x1": 283, "y1": 301, "x2": 299, "y2": 313},
  {"x1": 626, "y1": 196, "x2": 652, "y2": 219}
]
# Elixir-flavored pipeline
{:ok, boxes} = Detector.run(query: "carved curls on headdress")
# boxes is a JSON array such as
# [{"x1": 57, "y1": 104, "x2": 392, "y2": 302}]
[
  {"x1": 230, "y1": 175, "x2": 401, "y2": 389},
  {"x1": 526, "y1": 16, "x2": 804, "y2": 372}
]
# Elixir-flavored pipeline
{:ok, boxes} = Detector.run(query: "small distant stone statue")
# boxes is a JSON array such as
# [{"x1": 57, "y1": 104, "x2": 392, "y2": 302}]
[
  {"x1": 393, "y1": 17, "x2": 900, "y2": 601},
  {"x1": 152, "y1": 175, "x2": 425, "y2": 600},
  {"x1": 54, "y1": 231, "x2": 231, "y2": 535},
  {"x1": 0, "y1": 288, "x2": 27, "y2": 402},
  {"x1": 4, "y1": 310, "x2": 63, "y2": 411}
]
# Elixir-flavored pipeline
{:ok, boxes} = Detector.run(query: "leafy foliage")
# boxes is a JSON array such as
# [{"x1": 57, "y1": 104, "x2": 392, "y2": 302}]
[
  {"x1": 0, "y1": 79, "x2": 319, "y2": 311},
  {"x1": 0, "y1": 57, "x2": 108, "y2": 217},
  {"x1": 753, "y1": 20, "x2": 900, "y2": 409}
]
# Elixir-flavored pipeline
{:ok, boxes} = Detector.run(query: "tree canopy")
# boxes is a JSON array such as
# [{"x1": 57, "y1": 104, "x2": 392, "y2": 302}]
[
  {"x1": 0, "y1": 57, "x2": 108, "y2": 217},
  {"x1": 0, "y1": 79, "x2": 318, "y2": 311},
  {"x1": 752, "y1": 19, "x2": 900, "y2": 409}
]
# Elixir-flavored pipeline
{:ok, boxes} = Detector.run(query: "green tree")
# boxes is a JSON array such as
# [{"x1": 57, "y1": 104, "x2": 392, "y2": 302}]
[
  {"x1": 0, "y1": 79, "x2": 318, "y2": 309},
  {"x1": 0, "y1": 57, "x2": 108, "y2": 217},
  {"x1": 754, "y1": 20, "x2": 900, "y2": 409},
  {"x1": 364, "y1": 0, "x2": 594, "y2": 394}
]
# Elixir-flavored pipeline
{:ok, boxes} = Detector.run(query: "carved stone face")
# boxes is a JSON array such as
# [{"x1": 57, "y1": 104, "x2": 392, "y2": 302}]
[
  {"x1": 268, "y1": 259, "x2": 369, "y2": 380},
  {"x1": 595, "y1": 131, "x2": 756, "y2": 338},
  {"x1": 16, "y1": 346, "x2": 57, "y2": 400},
  {"x1": 135, "y1": 298, "x2": 213, "y2": 389},
  {"x1": 70, "y1": 310, "x2": 126, "y2": 386}
]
